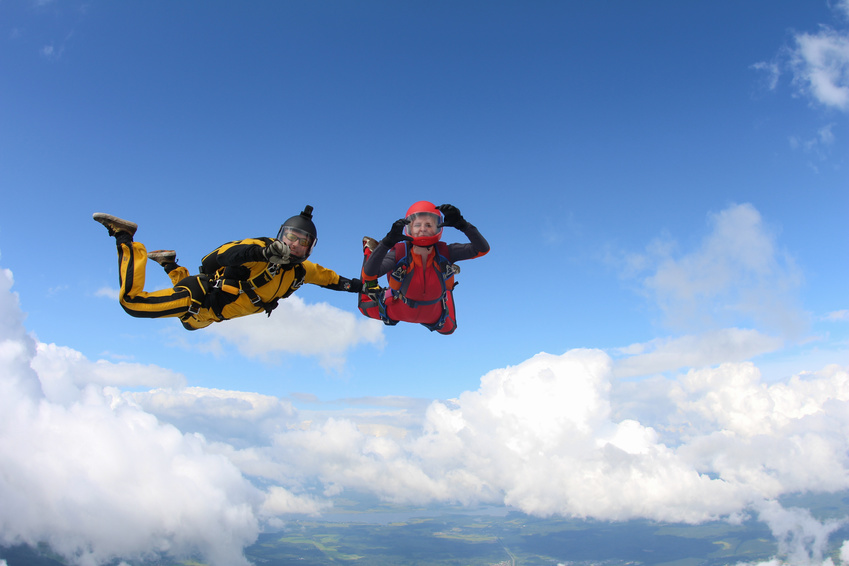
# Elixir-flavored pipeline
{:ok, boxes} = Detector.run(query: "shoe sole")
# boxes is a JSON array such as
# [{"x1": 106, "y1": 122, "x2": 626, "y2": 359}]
[
  {"x1": 148, "y1": 250, "x2": 177, "y2": 264},
  {"x1": 93, "y1": 213, "x2": 138, "y2": 236}
]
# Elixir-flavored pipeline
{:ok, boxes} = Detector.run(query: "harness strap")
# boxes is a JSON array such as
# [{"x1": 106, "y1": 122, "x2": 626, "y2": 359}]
[
  {"x1": 422, "y1": 294, "x2": 450, "y2": 331},
  {"x1": 390, "y1": 291, "x2": 444, "y2": 308},
  {"x1": 174, "y1": 276, "x2": 211, "y2": 320},
  {"x1": 184, "y1": 264, "x2": 307, "y2": 320},
  {"x1": 382, "y1": 242, "x2": 457, "y2": 330},
  {"x1": 216, "y1": 268, "x2": 281, "y2": 316}
]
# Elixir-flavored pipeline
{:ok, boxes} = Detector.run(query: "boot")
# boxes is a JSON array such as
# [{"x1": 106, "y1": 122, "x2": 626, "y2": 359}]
[
  {"x1": 92, "y1": 213, "x2": 138, "y2": 238},
  {"x1": 148, "y1": 250, "x2": 177, "y2": 266},
  {"x1": 363, "y1": 236, "x2": 378, "y2": 253}
]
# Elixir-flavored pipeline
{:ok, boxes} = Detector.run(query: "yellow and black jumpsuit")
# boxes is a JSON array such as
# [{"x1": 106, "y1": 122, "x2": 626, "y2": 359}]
[{"x1": 116, "y1": 237, "x2": 352, "y2": 330}]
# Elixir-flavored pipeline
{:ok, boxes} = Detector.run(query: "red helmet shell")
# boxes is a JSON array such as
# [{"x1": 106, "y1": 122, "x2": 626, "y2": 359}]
[{"x1": 405, "y1": 201, "x2": 443, "y2": 247}]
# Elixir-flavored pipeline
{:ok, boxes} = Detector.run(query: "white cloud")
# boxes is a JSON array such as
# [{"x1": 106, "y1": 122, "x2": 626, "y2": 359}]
[
  {"x1": 202, "y1": 295, "x2": 385, "y2": 371},
  {"x1": 752, "y1": 60, "x2": 781, "y2": 91},
  {"x1": 790, "y1": 27, "x2": 849, "y2": 112},
  {"x1": 612, "y1": 328, "x2": 784, "y2": 378},
  {"x1": 0, "y1": 267, "x2": 261, "y2": 566},
  {"x1": 94, "y1": 285, "x2": 384, "y2": 369},
  {"x1": 260, "y1": 485, "x2": 330, "y2": 519},
  {"x1": 738, "y1": 500, "x2": 848, "y2": 566},
  {"x1": 4, "y1": 253, "x2": 849, "y2": 563},
  {"x1": 760, "y1": 2, "x2": 849, "y2": 114},
  {"x1": 32, "y1": 342, "x2": 186, "y2": 404},
  {"x1": 825, "y1": 310, "x2": 849, "y2": 321},
  {"x1": 95, "y1": 286, "x2": 118, "y2": 300},
  {"x1": 631, "y1": 203, "x2": 806, "y2": 337},
  {"x1": 240, "y1": 349, "x2": 849, "y2": 531},
  {"x1": 129, "y1": 387, "x2": 297, "y2": 448}
]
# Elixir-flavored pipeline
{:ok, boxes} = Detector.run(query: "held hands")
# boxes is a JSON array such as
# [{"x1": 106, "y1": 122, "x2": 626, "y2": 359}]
[
  {"x1": 381, "y1": 218, "x2": 413, "y2": 247},
  {"x1": 341, "y1": 278, "x2": 363, "y2": 293},
  {"x1": 363, "y1": 278, "x2": 382, "y2": 300},
  {"x1": 263, "y1": 239, "x2": 291, "y2": 265},
  {"x1": 437, "y1": 204, "x2": 469, "y2": 230}
]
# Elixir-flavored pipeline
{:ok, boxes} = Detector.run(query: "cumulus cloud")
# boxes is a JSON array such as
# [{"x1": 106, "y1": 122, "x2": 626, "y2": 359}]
[
  {"x1": 94, "y1": 287, "x2": 384, "y2": 370},
  {"x1": 235, "y1": 349, "x2": 849, "y2": 527},
  {"x1": 202, "y1": 295, "x2": 385, "y2": 371},
  {"x1": 32, "y1": 343, "x2": 186, "y2": 405},
  {"x1": 613, "y1": 328, "x2": 784, "y2": 378},
  {"x1": 626, "y1": 203, "x2": 806, "y2": 338},
  {"x1": 0, "y1": 267, "x2": 262, "y2": 566},
  {"x1": 129, "y1": 387, "x2": 297, "y2": 448},
  {"x1": 740, "y1": 500, "x2": 848, "y2": 566},
  {"x1": 4, "y1": 245, "x2": 849, "y2": 563}
]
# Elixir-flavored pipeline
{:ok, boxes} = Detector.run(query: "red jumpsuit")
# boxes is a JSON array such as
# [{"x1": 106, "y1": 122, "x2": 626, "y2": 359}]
[{"x1": 359, "y1": 224, "x2": 489, "y2": 334}]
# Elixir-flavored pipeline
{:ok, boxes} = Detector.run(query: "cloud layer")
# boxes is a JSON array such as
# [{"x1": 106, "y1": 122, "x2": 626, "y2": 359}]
[
  {"x1": 0, "y1": 268, "x2": 261, "y2": 566},
  {"x1": 2, "y1": 202, "x2": 848, "y2": 565},
  {"x1": 2, "y1": 264, "x2": 849, "y2": 564}
]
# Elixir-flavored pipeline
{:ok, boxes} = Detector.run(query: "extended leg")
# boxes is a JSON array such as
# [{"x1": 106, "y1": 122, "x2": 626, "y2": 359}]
[
  {"x1": 94, "y1": 213, "x2": 192, "y2": 319},
  {"x1": 117, "y1": 241, "x2": 193, "y2": 319}
]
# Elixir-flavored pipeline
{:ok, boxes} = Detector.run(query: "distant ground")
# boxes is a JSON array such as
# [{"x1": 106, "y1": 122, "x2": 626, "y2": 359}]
[
  {"x1": 247, "y1": 490, "x2": 849, "y2": 566},
  {"x1": 3, "y1": 492, "x2": 848, "y2": 565},
  {"x1": 248, "y1": 511, "x2": 777, "y2": 566}
]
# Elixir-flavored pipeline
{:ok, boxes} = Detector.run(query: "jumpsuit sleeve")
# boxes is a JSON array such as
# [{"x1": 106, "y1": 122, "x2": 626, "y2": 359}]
[
  {"x1": 302, "y1": 261, "x2": 360, "y2": 292},
  {"x1": 445, "y1": 223, "x2": 490, "y2": 262},
  {"x1": 363, "y1": 243, "x2": 398, "y2": 278},
  {"x1": 211, "y1": 238, "x2": 270, "y2": 267}
]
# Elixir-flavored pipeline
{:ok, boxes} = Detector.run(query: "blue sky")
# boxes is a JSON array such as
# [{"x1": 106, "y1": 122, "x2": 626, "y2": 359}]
[
  {"x1": 1, "y1": 2, "x2": 849, "y2": 565},
  {"x1": 2, "y1": 0, "x2": 845, "y2": 400}
]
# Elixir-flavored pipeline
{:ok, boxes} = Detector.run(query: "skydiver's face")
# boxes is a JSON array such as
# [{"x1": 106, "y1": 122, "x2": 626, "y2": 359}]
[
  {"x1": 407, "y1": 213, "x2": 439, "y2": 238},
  {"x1": 280, "y1": 228, "x2": 312, "y2": 258}
]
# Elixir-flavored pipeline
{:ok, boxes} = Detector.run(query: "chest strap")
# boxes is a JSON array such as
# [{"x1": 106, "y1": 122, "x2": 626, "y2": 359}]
[{"x1": 212, "y1": 263, "x2": 306, "y2": 317}]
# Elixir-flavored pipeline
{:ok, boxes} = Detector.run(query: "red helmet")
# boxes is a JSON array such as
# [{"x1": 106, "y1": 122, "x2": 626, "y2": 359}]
[{"x1": 405, "y1": 201, "x2": 443, "y2": 247}]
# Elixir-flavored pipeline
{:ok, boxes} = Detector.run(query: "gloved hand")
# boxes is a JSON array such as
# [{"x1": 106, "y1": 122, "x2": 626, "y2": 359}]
[
  {"x1": 362, "y1": 278, "x2": 382, "y2": 300},
  {"x1": 340, "y1": 278, "x2": 363, "y2": 293},
  {"x1": 263, "y1": 239, "x2": 291, "y2": 265},
  {"x1": 437, "y1": 204, "x2": 469, "y2": 230},
  {"x1": 381, "y1": 218, "x2": 413, "y2": 247}
]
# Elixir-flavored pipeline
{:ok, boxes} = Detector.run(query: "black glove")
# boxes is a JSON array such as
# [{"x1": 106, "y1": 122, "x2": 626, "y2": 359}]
[
  {"x1": 337, "y1": 277, "x2": 363, "y2": 293},
  {"x1": 262, "y1": 240, "x2": 291, "y2": 265},
  {"x1": 437, "y1": 204, "x2": 469, "y2": 230},
  {"x1": 381, "y1": 218, "x2": 413, "y2": 247}
]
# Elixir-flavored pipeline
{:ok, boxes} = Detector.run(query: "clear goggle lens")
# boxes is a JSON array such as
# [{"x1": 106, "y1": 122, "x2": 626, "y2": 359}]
[
  {"x1": 278, "y1": 227, "x2": 313, "y2": 248},
  {"x1": 405, "y1": 212, "x2": 442, "y2": 235}
]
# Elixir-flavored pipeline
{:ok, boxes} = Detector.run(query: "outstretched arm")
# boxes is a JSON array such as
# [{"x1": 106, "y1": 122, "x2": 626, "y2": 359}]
[{"x1": 303, "y1": 261, "x2": 362, "y2": 293}]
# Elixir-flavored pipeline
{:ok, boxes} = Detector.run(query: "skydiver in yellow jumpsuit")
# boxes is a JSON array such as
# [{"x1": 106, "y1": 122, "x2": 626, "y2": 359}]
[{"x1": 93, "y1": 205, "x2": 361, "y2": 331}]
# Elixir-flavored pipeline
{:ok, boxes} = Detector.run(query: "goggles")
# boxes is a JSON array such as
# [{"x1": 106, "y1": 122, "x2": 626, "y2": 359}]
[
  {"x1": 278, "y1": 227, "x2": 314, "y2": 248},
  {"x1": 282, "y1": 232, "x2": 310, "y2": 247},
  {"x1": 405, "y1": 212, "x2": 442, "y2": 235}
]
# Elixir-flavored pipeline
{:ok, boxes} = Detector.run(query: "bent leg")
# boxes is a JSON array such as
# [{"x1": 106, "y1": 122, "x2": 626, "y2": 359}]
[
  {"x1": 358, "y1": 239, "x2": 387, "y2": 322},
  {"x1": 167, "y1": 265, "x2": 191, "y2": 286},
  {"x1": 435, "y1": 292, "x2": 457, "y2": 335},
  {"x1": 117, "y1": 241, "x2": 192, "y2": 319}
]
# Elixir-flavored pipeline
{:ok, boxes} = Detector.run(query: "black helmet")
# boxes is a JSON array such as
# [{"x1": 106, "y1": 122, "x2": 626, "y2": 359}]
[{"x1": 277, "y1": 205, "x2": 317, "y2": 263}]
